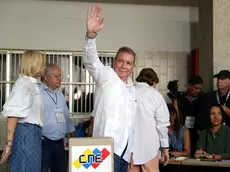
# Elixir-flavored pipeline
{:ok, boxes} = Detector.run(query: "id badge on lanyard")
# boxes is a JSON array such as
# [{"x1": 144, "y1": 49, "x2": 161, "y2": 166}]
[
  {"x1": 216, "y1": 91, "x2": 230, "y2": 125},
  {"x1": 45, "y1": 90, "x2": 66, "y2": 123},
  {"x1": 54, "y1": 109, "x2": 66, "y2": 123},
  {"x1": 185, "y1": 116, "x2": 195, "y2": 128},
  {"x1": 216, "y1": 91, "x2": 230, "y2": 106}
]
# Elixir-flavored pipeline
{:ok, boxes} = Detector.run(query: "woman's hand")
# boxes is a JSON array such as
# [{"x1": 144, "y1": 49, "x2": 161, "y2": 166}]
[
  {"x1": 162, "y1": 149, "x2": 170, "y2": 166},
  {"x1": 195, "y1": 149, "x2": 208, "y2": 158},
  {"x1": 0, "y1": 143, "x2": 12, "y2": 164},
  {"x1": 128, "y1": 153, "x2": 134, "y2": 172}
]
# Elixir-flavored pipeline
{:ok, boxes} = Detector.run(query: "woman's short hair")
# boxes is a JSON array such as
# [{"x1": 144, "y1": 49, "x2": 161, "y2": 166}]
[
  {"x1": 19, "y1": 50, "x2": 46, "y2": 77},
  {"x1": 136, "y1": 68, "x2": 159, "y2": 86}
]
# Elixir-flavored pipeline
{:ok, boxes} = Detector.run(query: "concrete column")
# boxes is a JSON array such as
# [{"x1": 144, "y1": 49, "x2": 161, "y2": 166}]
[
  {"x1": 198, "y1": 0, "x2": 213, "y2": 92},
  {"x1": 199, "y1": 0, "x2": 230, "y2": 91},
  {"x1": 213, "y1": 0, "x2": 230, "y2": 88}
]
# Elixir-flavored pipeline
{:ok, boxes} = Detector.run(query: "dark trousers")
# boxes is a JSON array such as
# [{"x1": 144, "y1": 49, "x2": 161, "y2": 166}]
[
  {"x1": 41, "y1": 137, "x2": 66, "y2": 172},
  {"x1": 114, "y1": 154, "x2": 128, "y2": 172},
  {"x1": 114, "y1": 144, "x2": 128, "y2": 172}
]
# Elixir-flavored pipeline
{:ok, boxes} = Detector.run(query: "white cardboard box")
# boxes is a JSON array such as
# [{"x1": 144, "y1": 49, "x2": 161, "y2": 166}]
[{"x1": 69, "y1": 138, "x2": 114, "y2": 172}]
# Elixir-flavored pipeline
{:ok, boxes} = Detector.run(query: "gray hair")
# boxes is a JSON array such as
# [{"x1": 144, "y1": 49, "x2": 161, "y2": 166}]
[
  {"x1": 41, "y1": 64, "x2": 59, "y2": 82},
  {"x1": 44, "y1": 64, "x2": 59, "y2": 76}
]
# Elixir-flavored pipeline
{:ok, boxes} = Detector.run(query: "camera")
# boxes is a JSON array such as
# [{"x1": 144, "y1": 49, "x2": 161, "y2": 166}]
[{"x1": 167, "y1": 80, "x2": 179, "y2": 100}]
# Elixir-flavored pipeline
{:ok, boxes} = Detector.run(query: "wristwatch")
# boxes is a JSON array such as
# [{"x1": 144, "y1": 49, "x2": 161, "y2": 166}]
[
  {"x1": 161, "y1": 147, "x2": 169, "y2": 151},
  {"x1": 86, "y1": 32, "x2": 97, "y2": 39}
]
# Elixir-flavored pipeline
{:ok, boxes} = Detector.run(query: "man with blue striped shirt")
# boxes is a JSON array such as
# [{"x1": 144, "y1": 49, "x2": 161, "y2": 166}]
[{"x1": 40, "y1": 64, "x2": 75, "y2": 172}]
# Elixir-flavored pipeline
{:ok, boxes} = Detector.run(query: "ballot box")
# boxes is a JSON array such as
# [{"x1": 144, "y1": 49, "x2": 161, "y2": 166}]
[{"x1": 69, "y1": 138, "x2": 114, "y2": 172}]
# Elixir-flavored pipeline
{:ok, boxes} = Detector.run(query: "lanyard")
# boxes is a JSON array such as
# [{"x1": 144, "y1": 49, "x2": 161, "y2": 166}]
[
  {"x1": 45, "y1": 89, "x2": 57, "y2": 105},
  {"x1": 216, "y1": 91, "x2": 230, "y2": 106}
]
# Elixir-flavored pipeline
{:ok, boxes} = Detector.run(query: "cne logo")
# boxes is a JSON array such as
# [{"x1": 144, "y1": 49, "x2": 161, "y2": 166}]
[{"x1": 73, "y1": 148, "x2": 110, "y2": 169}]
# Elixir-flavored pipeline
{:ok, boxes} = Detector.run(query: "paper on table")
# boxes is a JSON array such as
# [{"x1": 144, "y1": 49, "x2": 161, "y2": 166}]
[{"x1": 174, "y1": 157, "x2": 188, "y2": 161}]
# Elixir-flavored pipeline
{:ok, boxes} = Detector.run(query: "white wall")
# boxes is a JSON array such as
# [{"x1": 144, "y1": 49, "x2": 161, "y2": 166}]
[
  {"x1": 0, "y1": 0, "x2": 198, "y2": 52},
  {"x1": 0, "y1": 0, "x2": 198, "y2": 100},
  {"x1": 136, "y1": 51, "x2": 190, "y2": 102}
]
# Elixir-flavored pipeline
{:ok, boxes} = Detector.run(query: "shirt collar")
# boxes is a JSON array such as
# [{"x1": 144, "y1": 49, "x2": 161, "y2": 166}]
[
  {"x1": 216, "y1": 125, "x2": 225, "y2": 135},
  {"x1": 125, "y1": 77, "x2": 134, "y2": 87},
  {"x1": 209, "y1": 124, "x2": 224, "y2": 136},
  {"x1": 136, "y1": 82, "x2": 150, "y2": 87},
  {"x1": 40, "y1": 82, "x2": 58, "y2": 93}
]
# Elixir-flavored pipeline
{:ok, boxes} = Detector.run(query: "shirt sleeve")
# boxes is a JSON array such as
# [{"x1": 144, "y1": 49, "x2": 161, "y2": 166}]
[
  {"x1": 219, "y1": 129, "x2": 230, "y2": 159},
  {"x1": 2, "y1": 83, "x2": 32, "y2": 118},
  {"x1": 83, "y1": 38, "x2": 110, "y2": 86},
  {"x1": 196, "y1": 130, "x2": 206, "y2": 150},
  {"x1": 154, "y1": 93, "x2": 170, "y2": 148},
  {"x1": 64, "y1": 104, "x2": 75, "y2": 133},
  {"x1": 220, "y1": 149, "x2": 230, "y2": 159}
]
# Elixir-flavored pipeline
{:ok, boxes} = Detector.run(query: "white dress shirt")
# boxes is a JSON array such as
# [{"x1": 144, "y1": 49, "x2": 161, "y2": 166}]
[
  {"x1": 84, "y1": 38, "x2": 136, "y2": 159},
  {"x1": 132, "y1": 82, "x2": 170, "y2": 164},
  {"x1": 2, "y1": 75, "x2": 44, "y2": 127}
]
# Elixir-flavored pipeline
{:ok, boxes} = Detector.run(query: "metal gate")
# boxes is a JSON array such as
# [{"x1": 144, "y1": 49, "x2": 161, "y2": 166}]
[{"x1": 0, "y1": 49, "x2": 116, "y2": 116}]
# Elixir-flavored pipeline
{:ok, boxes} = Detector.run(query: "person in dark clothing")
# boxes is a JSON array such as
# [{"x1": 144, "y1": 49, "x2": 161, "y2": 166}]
[
  {"x1": 195, "y1": 104, "x2": 230, "y2": 160},
  {"x1": 197, "y1": 70, "x2": 230, "y2": 130},
  {"x1": 172, "y1": 75, "x2": 204, "y2": 157}
]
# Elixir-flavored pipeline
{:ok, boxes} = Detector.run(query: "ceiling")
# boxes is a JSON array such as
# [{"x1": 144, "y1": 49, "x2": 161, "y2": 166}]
[{"x1": 50, "y1": 0, "x2": 198, "y2": 7}]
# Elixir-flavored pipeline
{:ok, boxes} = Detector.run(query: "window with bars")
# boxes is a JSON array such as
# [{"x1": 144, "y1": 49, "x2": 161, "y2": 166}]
[
  {"x1": 0, "y1": 50, "x2": 116, "y2": 116},
  {"x1": 0, "y1": 53, "x2": 6, "y2": 110}
]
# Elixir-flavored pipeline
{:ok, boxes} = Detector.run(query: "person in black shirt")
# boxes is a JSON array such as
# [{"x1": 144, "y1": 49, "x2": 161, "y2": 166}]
[
  {"x1": 198, "y1": 70, "x2": 230, "y2": 130},
  {"x1": 173, "y1": 75, "x2": 204, "y2": 157}
]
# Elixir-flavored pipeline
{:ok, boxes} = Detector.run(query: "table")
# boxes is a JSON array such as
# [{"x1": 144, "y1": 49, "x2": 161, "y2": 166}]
[
  {"x1": 182, "y1": 159, "x2": 230, "y2": 168},
  {"x1": 160, "y1": 158, "x2": 230, "y2": 172}
]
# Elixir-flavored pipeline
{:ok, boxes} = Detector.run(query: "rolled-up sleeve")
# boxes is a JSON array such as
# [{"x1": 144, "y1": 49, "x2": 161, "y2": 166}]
[
  {"x1": 154, "y1": 94, "x2": 170, "y2": 148},
  {"x1": 2, "y1": 83, "x2": 32, "y2": 118}
]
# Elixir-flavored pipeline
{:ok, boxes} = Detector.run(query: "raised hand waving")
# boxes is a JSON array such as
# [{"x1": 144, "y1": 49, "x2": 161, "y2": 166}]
[{"x1": 86, "y1": 4, "x2": 104, "y2": 38}]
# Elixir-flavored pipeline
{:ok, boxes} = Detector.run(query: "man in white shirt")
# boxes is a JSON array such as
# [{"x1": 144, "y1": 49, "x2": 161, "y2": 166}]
[{"x1": 84, "y1": 4, "x2": 136, "y2": 172}]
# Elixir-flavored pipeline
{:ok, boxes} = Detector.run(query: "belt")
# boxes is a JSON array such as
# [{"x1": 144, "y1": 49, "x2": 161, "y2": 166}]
[
  {"x1": 121, "y1": 143, "x2": 128, "y2": 158},
  {"x1": 42, "y1": 136, "x2": 63, "y2": 143}
]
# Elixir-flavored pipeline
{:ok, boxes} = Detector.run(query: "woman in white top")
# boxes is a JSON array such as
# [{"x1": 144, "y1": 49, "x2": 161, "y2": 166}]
[
  {"x1": 129, "y1": 68, "x2": 170, "y2": 172},
  {"x1": 0, "y1": 51, "x2": 46, "y2": 172}
]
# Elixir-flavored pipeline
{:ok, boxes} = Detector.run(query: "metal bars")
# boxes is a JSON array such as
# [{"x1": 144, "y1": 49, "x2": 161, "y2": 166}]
[{"x1": 0, "y1": 49, "x2": 116, "y2": 116}]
